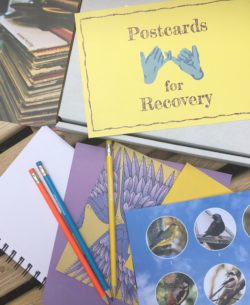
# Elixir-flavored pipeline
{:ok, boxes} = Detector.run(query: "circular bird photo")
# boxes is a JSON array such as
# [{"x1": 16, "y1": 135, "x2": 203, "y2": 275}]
[
  {"x1": 146, "y1": 216, "x2": 188, "y2": 258},
  {"x1": 156, "y1": 272, "x2": 198, "y2": 305},
  {"x1": 204, "y1": 264, "x2": 246, "y2": 305},
  {"x1": 194, "y1": 208, "x2": 236, "y2": 250},
  {"x1": 243, "y1": 206, "x2": 250, "y2": 237}
]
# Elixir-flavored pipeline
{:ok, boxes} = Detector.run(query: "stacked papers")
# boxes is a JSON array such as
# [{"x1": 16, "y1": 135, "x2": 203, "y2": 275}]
[{"x1": 0, "y1": 1, "x2": 78, "y2": 126}]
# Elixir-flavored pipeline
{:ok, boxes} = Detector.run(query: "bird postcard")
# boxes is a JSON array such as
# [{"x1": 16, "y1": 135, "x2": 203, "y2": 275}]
[
  {"x1": 75, "y1": 0, "x2": 250, "y2": 137},
  {"x1": 56, "y1": 142, "x2": 179, "y2": 305},
  {"x1": 126, "y1": 190, "x2": 250, "y2": 305}
]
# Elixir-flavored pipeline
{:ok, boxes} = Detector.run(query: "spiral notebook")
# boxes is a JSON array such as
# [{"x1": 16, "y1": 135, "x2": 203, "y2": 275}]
[{"x1": 0, "y1": 126, "x2": 74, "y2": 285}]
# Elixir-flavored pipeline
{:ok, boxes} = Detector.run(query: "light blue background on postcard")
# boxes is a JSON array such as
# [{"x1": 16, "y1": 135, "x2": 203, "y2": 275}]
[{"x1": 126, "y1": 191, "x2": 250, "y2": 305}]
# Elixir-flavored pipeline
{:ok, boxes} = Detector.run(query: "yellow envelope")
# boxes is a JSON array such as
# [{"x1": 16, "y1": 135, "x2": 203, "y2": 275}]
[
  {"x1": 125, "y1": 163, "x2": 231, "y2": 270},
  {"x1": 75, "y1": 0, "x2": 250, "y2": 137}
]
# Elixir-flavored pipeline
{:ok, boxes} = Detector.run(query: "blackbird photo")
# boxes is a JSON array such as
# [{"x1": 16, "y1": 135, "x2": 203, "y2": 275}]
[{"x1": 203, "y1": 213, "x2": 225, "y2": 237}]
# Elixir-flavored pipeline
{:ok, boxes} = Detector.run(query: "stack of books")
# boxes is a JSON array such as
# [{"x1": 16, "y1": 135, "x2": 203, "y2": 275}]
[{"x1": 0, "y1": 0, "x2": 80, "y2": 126}]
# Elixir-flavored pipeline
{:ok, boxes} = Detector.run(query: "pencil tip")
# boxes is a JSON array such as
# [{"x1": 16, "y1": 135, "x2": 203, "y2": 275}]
[
  {"x1": 111, "y1": 286, "x2": 117, "y2": 298},
  {"x1": 105, "y1": 289, "x2": 113, "y2": 299},
  {"x1": 102, "y1": 295, "x2": 110, "y2": 305}
]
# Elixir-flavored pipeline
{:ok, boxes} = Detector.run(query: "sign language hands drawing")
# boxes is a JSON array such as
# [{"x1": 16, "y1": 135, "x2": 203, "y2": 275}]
[
  {"x1": 171, "y1": 45, "x2": 204, "y2": 80},
  {"x1": 140, "y1": 47, "x2": 172, "y2": 84}
]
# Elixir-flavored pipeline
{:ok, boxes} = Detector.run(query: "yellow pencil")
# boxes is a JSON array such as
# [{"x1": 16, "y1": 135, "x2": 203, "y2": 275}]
[{"x1": 106, "y1": 140, "x2": 117, "y2": 296}]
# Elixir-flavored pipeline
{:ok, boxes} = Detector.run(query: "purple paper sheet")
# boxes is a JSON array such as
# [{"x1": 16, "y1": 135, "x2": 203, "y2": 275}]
[{"x1": 43, "y1": 143, "x2": 231, "y2": 305}]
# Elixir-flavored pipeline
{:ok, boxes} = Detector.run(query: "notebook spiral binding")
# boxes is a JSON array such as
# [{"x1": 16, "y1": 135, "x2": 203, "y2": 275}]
[{"x1": 0, "y1": 239, "x2": 47, "y2": 304}]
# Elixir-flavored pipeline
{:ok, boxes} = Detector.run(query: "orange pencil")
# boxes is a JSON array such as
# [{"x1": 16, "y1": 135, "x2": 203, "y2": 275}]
[{"x1": 29, "y1": 169, "x2": 110, "y2": 305}]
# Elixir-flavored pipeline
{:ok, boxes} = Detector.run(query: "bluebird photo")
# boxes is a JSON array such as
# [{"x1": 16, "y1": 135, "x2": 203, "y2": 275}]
[
  {"x1": 194, "y1": 208, "x2": 236, "y2": 250},
  {"x1": 156, "y1": 272, "x2": 198, "y2": 305},
  {"x1": 204, "y1": 264, "x2": 246, "y2": 305},
  {"x1": 146, "y1": 216, "x2": 187, "y2": 258}
]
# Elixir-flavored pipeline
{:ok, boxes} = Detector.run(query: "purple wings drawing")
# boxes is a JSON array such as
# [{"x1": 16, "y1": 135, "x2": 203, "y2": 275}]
[{"x1": 65, "y1": 148, "x2": 175, "y2": 304}]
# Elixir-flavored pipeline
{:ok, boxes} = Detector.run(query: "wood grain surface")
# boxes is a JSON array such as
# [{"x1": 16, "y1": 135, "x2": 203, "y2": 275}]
[
  {"x1": 0, "y1": 122, "x2": 249, "y2": 305},
  {"x1": 0, "y1": 122, "x2": 24, "y2": 144}
]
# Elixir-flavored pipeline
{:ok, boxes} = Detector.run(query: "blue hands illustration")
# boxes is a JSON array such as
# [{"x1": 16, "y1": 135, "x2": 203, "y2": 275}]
[
  {"x1": 172, "y1": 45, "x2": 204, "y2": 80},
  {"x1": 140, "y1": 45, "x2": 204, "y2": 84},
  {"x1": 140, "y1": 47, "x2": 172, "y2": 84}
]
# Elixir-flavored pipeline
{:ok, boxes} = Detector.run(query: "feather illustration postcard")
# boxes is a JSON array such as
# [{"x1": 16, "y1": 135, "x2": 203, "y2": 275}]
[
  {"x1": 56, "y1": 142, "x2": 179, "y2": 304},
  {"x1": 75, "y1": 0, "x2": 250, "y2": 137},
  {"x1": 126, "y1": 191, "x2": 250, "y2": 305}
]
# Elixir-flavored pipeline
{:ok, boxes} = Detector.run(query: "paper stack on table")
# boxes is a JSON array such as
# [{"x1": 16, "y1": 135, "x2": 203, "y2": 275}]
[{"x1": 0, "y1": 0, "x2": 80, "y2": 125}]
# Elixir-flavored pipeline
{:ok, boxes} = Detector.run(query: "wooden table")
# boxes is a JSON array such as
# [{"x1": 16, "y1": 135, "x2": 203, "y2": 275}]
[{"x1": 0, "y1": 121, "x2": 250, "y2": 305}]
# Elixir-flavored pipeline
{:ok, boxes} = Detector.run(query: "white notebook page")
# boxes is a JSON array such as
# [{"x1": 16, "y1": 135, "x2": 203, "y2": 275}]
[{"x1": 0, "y1": 126, "x2": 74, "y2": 282}]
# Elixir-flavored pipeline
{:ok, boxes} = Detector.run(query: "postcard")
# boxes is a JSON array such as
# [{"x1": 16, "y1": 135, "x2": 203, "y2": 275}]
[
  {"x1": 75, "y1": 0, "x2": 250, "y2": 137},
  {"x1": 56, "y1": 142, "x2": 179, "y2": 305},
  {"x1": 125, "y1": 163, "x2": 231, "y2": 271},
  {"x1": 126, "y1": 191, "x2": 250, "y2": 305}
]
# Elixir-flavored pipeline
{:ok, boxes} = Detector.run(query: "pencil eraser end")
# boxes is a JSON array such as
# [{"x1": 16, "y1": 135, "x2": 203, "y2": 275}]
[
  {"x1": 36, "y1": 161, "x2": 43, "y2": 167},
  {"x1": 29, "y1": 168, "x2": 35, "y2": 175}
]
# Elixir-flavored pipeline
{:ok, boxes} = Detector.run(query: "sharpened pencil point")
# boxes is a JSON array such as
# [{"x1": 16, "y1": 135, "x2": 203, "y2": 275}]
[
  {"x1": 102, "y1": 295, "x2": 110, "y2": 305},
  {"x1": 105, "y1": 289, "x2": 113, "y2": 300},
  {"x1": 111, "y1": 286, "x2": 117, "y2": 298}
]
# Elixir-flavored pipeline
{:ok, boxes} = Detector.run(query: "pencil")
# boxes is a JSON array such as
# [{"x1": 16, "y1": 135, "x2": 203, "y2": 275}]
[
  {"x1": 106, "y1": 140, "x2": 117, "y2": 296},
  {"x1": 35, "y1": 161, "x2": 112, "y2": 299},
  {"x1": 29, "y1": 169, "x2": 110, "y2": 305}
]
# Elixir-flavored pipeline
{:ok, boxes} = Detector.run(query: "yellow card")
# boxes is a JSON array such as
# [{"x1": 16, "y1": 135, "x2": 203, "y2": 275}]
[
  {"x1": 75, "y1": 0, "x2": 250, "y2": 137},
  {"x1": 163, "y1": 163, "x2": 232, "y2": 204}
]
